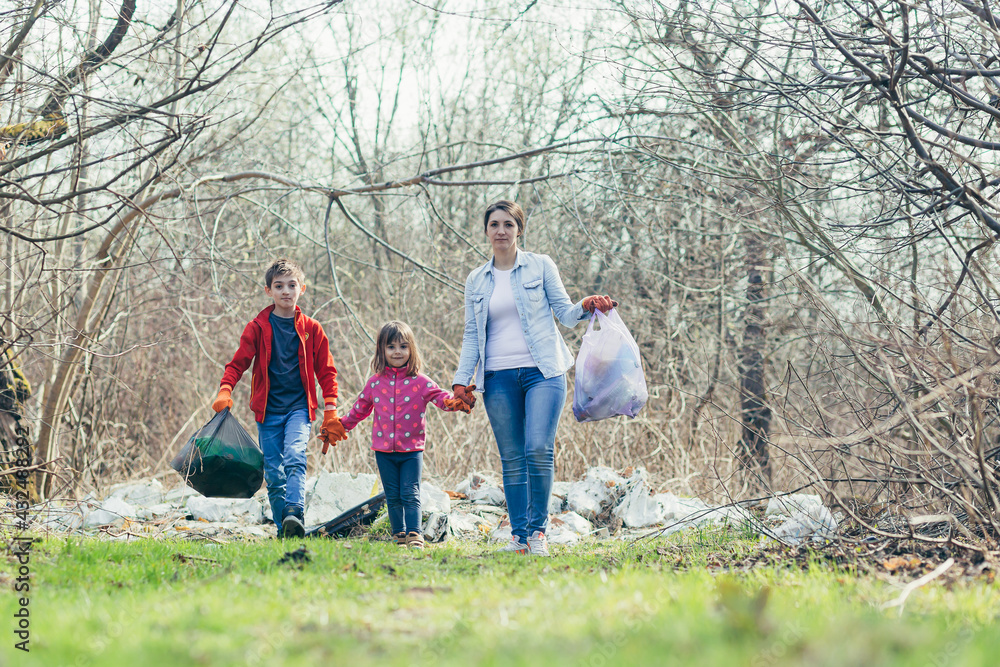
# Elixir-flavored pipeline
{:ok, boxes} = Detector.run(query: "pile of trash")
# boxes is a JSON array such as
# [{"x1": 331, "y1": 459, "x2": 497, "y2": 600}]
[{"x1": 21, "y1": 466, "x2": 840, "y2": 545}]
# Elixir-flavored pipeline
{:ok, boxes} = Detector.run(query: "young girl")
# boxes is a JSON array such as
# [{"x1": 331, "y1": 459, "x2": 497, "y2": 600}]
[{"x1": 339, "y1": 321, "x2": 470, "y2": 549}]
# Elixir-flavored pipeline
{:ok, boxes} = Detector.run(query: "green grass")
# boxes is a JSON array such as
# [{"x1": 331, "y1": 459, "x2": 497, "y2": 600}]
[{"x1": 2, "y1": 529, "x2": 999, "y2": 666}]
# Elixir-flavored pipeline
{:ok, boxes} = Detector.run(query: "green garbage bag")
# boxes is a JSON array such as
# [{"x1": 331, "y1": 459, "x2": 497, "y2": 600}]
[{"x1": 170, "y1": 408, "x2": 264, "y2": 498}]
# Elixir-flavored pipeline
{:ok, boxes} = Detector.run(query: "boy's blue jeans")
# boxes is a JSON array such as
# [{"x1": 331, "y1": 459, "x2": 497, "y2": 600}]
[
  {"x1": 374, "y1": 450, "x2": 423, "y2": 535},
  {"x1": 256, "y1": 408, "x2": 310, "y2": 524},
  {"x1": 482, "y1": 367, "x2": 566, "y2": 540}
]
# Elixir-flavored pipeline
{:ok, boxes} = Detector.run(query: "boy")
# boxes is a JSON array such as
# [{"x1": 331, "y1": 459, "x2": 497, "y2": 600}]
[{"x1": 212, "y1": 259, "x2": 346, "y2": 538}]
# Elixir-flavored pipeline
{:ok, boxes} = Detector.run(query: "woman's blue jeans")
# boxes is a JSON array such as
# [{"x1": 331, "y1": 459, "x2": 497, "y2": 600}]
[
  {"x1": 482, "y1": 367, "x2": 566, "y2": 539},
  {"x1": 374, "y1": 450, "x2": 423, "y2": 535},
  {"x1": 256, "y1": 408, "x2": 310, "y2": 524}
]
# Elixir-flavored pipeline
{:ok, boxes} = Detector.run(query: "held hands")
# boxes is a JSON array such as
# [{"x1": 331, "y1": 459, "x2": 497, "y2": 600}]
[
  {"x1": 320, "y1": 410, "x2": 347, "y2": 454},
  {"x1": 212, "y1": 386, "x2": 233, "y2": 412},
  {"x1": 451, "y1": 384, "x2": 477, "y2": 412},
  {"x1": 582, "y1": 295, "x2": 618, "y2": 314},
  {"x1": 444, "y1": 396, "x2": 472, "y2": 413}
]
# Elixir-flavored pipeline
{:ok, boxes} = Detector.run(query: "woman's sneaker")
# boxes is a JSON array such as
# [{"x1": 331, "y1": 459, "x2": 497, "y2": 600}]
[
  {"x1": 527, "y1": 531, "x2": 550, "y2": 557},
  {"x1": 496, "y1": 535, "x2": 528, "y2": 554}
]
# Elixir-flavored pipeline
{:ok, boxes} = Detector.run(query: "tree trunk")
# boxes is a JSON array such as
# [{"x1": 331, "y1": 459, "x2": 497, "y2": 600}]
[
  {"x1": 738, "y1": 229, "x2": 771, "y2": 488},
  {"x1": 33, "y1": 194, "x2": 147, "y2": 497}
]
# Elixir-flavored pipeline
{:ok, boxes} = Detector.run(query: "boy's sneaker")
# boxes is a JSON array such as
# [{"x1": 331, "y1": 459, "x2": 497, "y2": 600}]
[
  {"x1": 496, "y1": 535, "x2": 528, "y2": 554},
  {"x1": 281, "y1": 506, "x2": 305, "y2": 539},
  {"x1": 527, "y1": 530, "x2": 550, "y2": 557}
]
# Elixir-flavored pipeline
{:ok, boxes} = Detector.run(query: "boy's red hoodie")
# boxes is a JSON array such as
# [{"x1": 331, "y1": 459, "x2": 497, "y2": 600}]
[{"x1": 220, "y1": 305, "x2": 338, "y2": 423}]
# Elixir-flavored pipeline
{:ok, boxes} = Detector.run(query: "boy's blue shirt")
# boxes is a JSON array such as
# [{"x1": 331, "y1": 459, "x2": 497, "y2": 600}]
[
  {"x1": 266, "y1": 312, "x2": 308, "y2": 415},
  {"x1": 453, "y1": 249, "x2": 588, "y2": 389}
]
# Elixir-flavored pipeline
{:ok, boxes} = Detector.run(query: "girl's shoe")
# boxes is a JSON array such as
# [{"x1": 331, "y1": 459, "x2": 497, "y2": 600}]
[
  {"x1": 496, "y1": 535, "x2": 528, "y2": 554},
  {"x1": 406, "y1": 532, "x2": 425, "y2": 549},
  {"x1": 527, "y1": 530, "x2": 550, "y2": 557},
  {"x1": 393, "y1": 532, "x2": 407, "y2": 546}
]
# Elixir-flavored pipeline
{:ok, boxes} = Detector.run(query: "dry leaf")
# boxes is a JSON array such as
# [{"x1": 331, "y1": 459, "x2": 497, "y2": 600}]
[
  {"x1": 883, "y1": 557, "x2": 907, "y2": 571},
  {"x1": 882, "y1": 556, "x2": 921, "y2": 572}
]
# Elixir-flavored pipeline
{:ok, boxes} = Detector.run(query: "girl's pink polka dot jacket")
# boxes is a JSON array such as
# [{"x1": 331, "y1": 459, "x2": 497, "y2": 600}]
[{"x1": 340, "y1": 366, "x2": 455, "y2": 452}]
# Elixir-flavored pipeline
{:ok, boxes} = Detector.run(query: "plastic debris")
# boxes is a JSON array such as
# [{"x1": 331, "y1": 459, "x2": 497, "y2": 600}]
[
  {"x1": 489, "y1": 516, "x2": 514, "y2": 544},
  {"x1": 107, "y1": 479, "x2": 165, "y2": 507},
  {"x1": 163, "y1": 485, "x2": 199, "y2": 504},
  {"x1": 765, "y1": 493, "x2": 825, "y2": 519},
  {"x1": 658, "y1": 493, "x2": 711, "y2": 522},
  {"x1": 547, "y1": 511, "x2": 595, "y2": 545},
  {"x1": 27, "y1": 467, "x2": 841, "y2": 546},
  {"x1": 421, "y1": 481, "x2": 451, "y2": 515},
  {"x1": 84, "y1": 496, "x2": 137, "y2": 528},
  {"x1": 454, "y1": 472, "x2": 506, "y2": 506},
  {"x1": 185, "y1": 496, "x2": 262, "y2": 523},
  {"x1": 309, "y1": 493, "x2": 386, "y2": 538},
  {"x1": 766, "y1": 505, "x2": 838, "y2": 544},
  {"x1": 447, "y1": 511, "x2": 496, "y2": 539},
  {"x1": 135, "y1": 503, "x2": 184, "y2": 521},
  {"x1": 760, "y1": 493, "x2": 838, "y2": 544},
  {"x1": 614, "y1": 484, "x2": 663, "y2": 527},
  {"x1": 548, "y1": 481, "x2": 571, "y2": 514},
  {"x1": 547, "y1": 522, "x2": 581, "y2": 545},
  {"x1": 613, "y1": 469, "x2": 665, "y2": 528},
  {"x1": 304, "y1": 472, "x2": 378, "y2": 526},
  {"x1": 566, "y1": 467, "x2": 626, "y2": 520},
  {"x1": 37, "y1": 504, "x2": 86, "y2": 532},
  {"x1": 422, "y1": 512, "x2": 449, "y2": 542},
  {"x1": 655, "y1": 492, "x2": 755, "y2": 532}
]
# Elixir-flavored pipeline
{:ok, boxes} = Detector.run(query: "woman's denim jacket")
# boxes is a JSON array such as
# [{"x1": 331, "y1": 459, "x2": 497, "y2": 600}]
[{"x1": 453, "y1": 250, "x2": 588, "y2": 390}]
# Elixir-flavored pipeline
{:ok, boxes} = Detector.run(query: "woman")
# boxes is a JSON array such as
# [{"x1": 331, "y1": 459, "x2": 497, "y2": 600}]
[{"x1": 452, "y1": 200, "x2": 615, "y2": 556}]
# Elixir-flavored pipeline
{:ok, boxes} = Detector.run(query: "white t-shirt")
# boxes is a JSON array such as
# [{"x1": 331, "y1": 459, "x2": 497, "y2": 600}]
[{"x1": 485, "y1": 268, "x2": 536, "y2": 371}]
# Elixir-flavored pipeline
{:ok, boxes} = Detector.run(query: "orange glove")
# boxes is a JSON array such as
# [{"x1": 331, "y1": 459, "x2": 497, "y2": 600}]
[
  {"x1": 451, "y1": 384, "x2": 477, "y2": 410},
  {"x1": 212, "y1": 386, "x2": 233, "y2": 412},
  {"x1": 320, "y1": 411, "x2": 346, "y2": 454},
  {"x1": 582, "y1": 295, "x2": 618, "y2": 313},
  {"x1": 443, "y1": 396, "x2": 472, "y2": 413}
]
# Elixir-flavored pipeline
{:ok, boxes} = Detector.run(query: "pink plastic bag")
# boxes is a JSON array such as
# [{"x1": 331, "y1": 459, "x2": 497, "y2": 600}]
[{"x1": 572, "y1": 309, "x2": 648, "y2": 422}]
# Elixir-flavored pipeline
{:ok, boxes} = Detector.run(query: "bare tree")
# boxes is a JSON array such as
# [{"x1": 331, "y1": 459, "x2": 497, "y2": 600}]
[
  {"x1": 0, "y1": 0, "x2": 349, "y2": 496},
  {"x1": 605, "y1": 0, "x2": 1000, "y2": 542}
]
